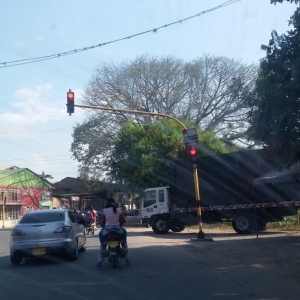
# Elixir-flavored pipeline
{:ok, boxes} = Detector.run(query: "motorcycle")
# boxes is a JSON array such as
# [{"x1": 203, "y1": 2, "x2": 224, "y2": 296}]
[
  {"x1": 105, "y1": 230, "x2": 128, "y2": 268},
  {"x1": 85, "y1": 220, "x2": 96, "y2": 235}
]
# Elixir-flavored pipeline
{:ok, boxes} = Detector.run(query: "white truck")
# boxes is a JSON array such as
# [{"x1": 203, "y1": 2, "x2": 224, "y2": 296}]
[{"x1": 141, "y1": 150, "x2": 300, "y2": 234}]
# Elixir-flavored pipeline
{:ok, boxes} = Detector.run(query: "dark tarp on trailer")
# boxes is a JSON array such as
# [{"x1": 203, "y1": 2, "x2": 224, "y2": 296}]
[
  {"x1": 253, "y1": 164, "x2": 300, "y2": 222},
  {"x1": 168, "y1": 150, "x2": 273, "y2": 208},
  {"x1": 254, "y1": 164, "x2": 300, "y2": 185}
]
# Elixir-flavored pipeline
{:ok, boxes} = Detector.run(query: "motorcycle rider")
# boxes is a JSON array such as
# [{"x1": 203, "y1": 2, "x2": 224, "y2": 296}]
[
  {"x1": 86, "y1": 206, "x2": 96, "y2": 227},
  {"x1": 97, "y1": 198, "x2": 130, "y2": 266}
]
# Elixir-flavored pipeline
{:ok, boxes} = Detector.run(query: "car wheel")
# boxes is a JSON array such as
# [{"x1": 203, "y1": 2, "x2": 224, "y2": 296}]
[
  {"x1": 151, "y1": 217, "x2": 169, "y2": 234},
  {"x1": 69, "y1": 241, "x2": 79, "y2": 261},
  {"x1": 79, "y1": 241, "x2": 86, "y2": 253},
  {"x1": 10, "y1": 254, "x2": 22, "y2": 265}
]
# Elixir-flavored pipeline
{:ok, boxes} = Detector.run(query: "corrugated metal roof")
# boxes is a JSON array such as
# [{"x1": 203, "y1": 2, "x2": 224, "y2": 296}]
[
  {"x1": 0, "y1": 168, "x2": 54, "y2": 188},
  {"x1": 0, "y1": 168, "x2": 23, "y2": 179},
  {"x1": 0, "y1": 166, "x2": 19, "y2": 170}
]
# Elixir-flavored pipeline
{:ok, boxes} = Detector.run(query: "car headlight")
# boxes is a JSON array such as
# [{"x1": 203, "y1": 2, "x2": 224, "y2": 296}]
[{"x1": 54, "y1": 226, "x2": 72, "y2": 233}]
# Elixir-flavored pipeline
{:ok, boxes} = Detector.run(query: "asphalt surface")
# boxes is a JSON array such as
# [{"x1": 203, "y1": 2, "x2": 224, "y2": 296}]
[{"x1": 0, "y1": 226, "x2": 300, "y2": 300}]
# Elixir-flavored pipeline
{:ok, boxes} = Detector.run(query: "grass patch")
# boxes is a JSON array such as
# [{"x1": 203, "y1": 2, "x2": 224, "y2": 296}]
[{"x1": 187, "y1": 222, "x2": 233, "y2": 231}]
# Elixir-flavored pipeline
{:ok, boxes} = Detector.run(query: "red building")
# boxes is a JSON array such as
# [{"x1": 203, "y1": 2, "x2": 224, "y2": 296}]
[{"x1": 0, "y1": 166, "x2": 54, "y2": 228}]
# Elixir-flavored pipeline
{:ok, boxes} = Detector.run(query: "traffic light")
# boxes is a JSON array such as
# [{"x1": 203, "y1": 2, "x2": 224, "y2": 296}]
[
  {"x1": 67, "y1": 89, "x2": 75, "y2": 115},
  {"x1": 189, "y1": 146, "x2": 198, "y2": 169}
]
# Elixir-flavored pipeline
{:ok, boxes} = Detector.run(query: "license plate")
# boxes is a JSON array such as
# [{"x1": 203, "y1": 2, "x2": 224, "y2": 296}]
[
  {"x1": 108, "y1": 241, "x2": 118, "y2": 246},
  {"x1": 32, "y1": 248, "x2": 46, "y2": 255}
]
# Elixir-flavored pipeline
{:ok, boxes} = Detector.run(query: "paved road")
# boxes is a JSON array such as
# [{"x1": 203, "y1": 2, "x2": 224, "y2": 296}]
[{"x1": 0, "y1": 227, "x2": 299, "y2": 300}]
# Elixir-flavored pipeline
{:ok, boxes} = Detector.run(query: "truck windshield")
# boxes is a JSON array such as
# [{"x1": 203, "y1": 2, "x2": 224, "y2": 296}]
[{"x1": 143, "y1": 190, "x2": 157, "y2": 208}]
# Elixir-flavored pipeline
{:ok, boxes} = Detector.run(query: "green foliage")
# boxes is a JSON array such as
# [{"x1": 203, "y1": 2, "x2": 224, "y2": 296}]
[
  {"x1": 270, "y1": 211, "x2": 300, "y2": 229},
  {"x1": 246, "y1": 7, "x2": 300, "y2": 168},
  {"x1": 110, "y1": 120, "x2": 230, "y2": 189},
  {"x1": 271, "y1": 0, "x2": 299, "y2": 4}
]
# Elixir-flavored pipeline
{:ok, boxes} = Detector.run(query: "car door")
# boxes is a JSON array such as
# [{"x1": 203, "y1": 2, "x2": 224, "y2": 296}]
[
  {"x1": 125, "y1": 209, "x2": 140, "y2": 224},
  {"x1": 68, "y1": 210, "x2": 83, "y2": 248}
]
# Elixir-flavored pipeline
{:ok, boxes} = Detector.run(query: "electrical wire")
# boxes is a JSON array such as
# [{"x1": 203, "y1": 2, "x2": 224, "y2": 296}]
[{"x1": 0, "y1": 0, "x2": 240, "y2": 68}]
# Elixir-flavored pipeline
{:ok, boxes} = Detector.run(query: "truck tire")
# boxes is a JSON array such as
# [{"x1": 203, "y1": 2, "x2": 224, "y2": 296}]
[
  {"x1": 232, "y1": 214, "x2": 254, "y2": 234},
  {"x1": 170, "y1": 225, "x2": 185, "y2": 233},
  {"x1": 151, "y1": 217, "x2": 169, "y2": 234}
]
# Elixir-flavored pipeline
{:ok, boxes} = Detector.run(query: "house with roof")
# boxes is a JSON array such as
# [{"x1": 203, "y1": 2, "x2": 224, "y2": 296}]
[
  {"x1": 0, "y1": 166, "x2": 54, "y2": 228},
  {"x1": 52, "y1": 177, "x2": 107, "y2": 211}
]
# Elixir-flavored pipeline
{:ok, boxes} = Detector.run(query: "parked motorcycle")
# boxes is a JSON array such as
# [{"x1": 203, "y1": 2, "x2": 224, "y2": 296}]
[
  {"x1": 85, "y1": 220, "x2": 96, "y2": 235},
  {"x1": 105, "y1": 230, "x2": 128, "y2": 268}
]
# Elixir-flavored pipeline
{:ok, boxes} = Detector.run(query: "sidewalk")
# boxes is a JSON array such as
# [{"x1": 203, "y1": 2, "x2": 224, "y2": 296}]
[{"x1": 0, "y1": 227, "x2": 12, "y2": 231}]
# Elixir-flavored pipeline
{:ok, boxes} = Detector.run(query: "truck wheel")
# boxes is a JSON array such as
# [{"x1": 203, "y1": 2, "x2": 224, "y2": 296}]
[
  {"x1": 170, "y1": 225, "x2": 185, "y2": 233},
  {"x1": 151, "y1": 217, "x2": 169, "y2": 234},
  {"x1": 232, "y1": 214, "x2": 254, "y2": 234}
]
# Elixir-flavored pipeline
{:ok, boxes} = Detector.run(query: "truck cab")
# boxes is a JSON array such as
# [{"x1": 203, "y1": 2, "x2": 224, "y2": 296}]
[
  {"x1": 141, "y1": 187, "x2": 170, "y2": 231},
  {"x1": 141, "y1": 186, "x2": 186, "y2": 233}
]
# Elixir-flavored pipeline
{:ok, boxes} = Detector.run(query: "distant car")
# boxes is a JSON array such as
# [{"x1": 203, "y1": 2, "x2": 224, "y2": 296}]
[
  {"x1": 75, "y1": 210, "x2": 100, "y2": 225},
  {"x1": 9, "y1": 209, "x2": 86, "y2": 265},
  {"x1": 123, "y1": 209, "x2": 142, "y2": 226},
  {"x1": 75, "y1": 210, "x2": 88, "y2": 224}
]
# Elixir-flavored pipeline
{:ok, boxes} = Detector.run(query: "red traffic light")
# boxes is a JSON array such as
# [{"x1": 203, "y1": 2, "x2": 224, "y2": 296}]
[
  {"x1": 67, "y1": 91, "x2": 74, "y2": 100},
  {"x1": 189, "y1": 147, "x2": 197, "y2": 156},
  {"x1": 67, "y1": 89, "x2": 75, "y2": 115}
]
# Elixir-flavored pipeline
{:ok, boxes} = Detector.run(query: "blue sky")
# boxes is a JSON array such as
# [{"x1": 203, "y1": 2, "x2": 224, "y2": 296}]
[{"x1": 0, "y1": 0, "x2": 298, "y2": 183}]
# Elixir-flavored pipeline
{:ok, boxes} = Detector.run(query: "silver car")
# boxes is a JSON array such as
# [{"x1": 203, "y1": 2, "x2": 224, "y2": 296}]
[
  {"x1": 10, "y1": 209, "x2": 86, "y2": 265},
  {"x1": 123, "y1": 209, "x2": 142, "y2": 226}
]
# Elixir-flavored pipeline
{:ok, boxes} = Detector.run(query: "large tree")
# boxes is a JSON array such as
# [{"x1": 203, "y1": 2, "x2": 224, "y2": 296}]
[
  {"x1": 246, "y1": 6, "x2": 300, "y2": 168},
  {"x1": 73, "y1": 54, "x2": 255, "y2": 182},
  {"x1": 82, "y1": 54, "x2": 257, "y2": 142},
  {"x1": 105, "y1": 120, "x2": 232, "y2": 189},
  {"x1": 271, "y1": 0, "x2": 299, "y2": 4}
]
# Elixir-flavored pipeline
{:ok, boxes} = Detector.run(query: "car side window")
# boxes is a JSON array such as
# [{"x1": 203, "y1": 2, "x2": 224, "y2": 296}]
[{"x1": 68, "y1": 210, "x2": 77, "y2": 223}]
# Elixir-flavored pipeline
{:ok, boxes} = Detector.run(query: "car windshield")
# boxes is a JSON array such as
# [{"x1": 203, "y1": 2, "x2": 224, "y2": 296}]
[{"x1": 19, "y1": 212, "x2": 65, "y2": 224}]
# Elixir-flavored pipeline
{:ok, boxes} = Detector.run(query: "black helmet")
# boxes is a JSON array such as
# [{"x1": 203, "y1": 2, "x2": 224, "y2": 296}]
[{"x1": 104, "y1": 198, "x2": 118, "y2": 208}]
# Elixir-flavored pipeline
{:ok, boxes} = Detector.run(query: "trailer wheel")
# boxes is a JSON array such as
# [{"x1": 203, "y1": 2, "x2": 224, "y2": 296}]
[
  {"x1": 232, "y1": 214, "x2": 254, "y2": 234},
  {"x1": 170, "y1": 225, "x2": 185, "y2": 233},
  {"x1": 151, "y1": 217, "x2": 169, "y2": 234}
]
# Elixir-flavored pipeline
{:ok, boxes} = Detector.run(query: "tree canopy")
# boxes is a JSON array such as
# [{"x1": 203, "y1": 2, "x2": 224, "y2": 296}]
[
  {"x1": 72, "y1": 54, "x2": 252, "y2": 185},
  {"x1": 82, "y1": 54, "x2": 257, "y2": 144},
  {"x1": 106, "y1": 120, "x2": 232, "y2": 189},
  {"x1": 271, "y1": 0, "x2": 299, "y2": 4},
  {"x1": 246, "y1": 6, "x2": 300, "y2": 168}
]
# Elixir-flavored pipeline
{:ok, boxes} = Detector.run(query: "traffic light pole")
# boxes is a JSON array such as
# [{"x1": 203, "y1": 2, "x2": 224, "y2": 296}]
[
  {"x1": 73, "y1": 103, "x2": 206, "y2": 239},
  {"x1": 74, "y1": 104, "x2": 187, "y2": 130},
  {"x1": 193, "y1": 167, "x2": 205, "y2": 239}
]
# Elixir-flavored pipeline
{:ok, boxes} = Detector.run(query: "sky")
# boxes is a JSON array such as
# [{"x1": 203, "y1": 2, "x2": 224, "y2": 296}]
[{"x1": 0, "y1": 0, "x2": 298, "y2": 183}]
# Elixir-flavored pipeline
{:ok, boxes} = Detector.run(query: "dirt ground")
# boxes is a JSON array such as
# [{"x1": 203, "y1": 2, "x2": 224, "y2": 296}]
[
  {"x1": 131, "y1": 226, "x2": 300, "y2": 283},
  {"x1": 190, "y1": 228, "x2": 300, "y2": 282}
]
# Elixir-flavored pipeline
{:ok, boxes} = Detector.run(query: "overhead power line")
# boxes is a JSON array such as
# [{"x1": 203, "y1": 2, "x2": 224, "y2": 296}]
[{"x1": 0, "y1": 0, "x2": 240, "y2": 68}]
